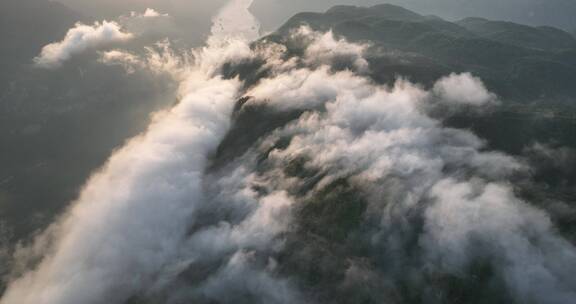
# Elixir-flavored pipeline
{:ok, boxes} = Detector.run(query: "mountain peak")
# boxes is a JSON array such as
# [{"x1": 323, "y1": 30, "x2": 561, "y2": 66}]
[{"x1": 325, "y1": 3, "x2": 424, "y2": 22}]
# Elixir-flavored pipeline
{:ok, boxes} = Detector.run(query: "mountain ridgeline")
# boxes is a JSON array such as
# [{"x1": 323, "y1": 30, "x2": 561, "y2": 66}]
[
  {"x1": 269, "y1": 4, "x2": 576, "y2": 104},
  {"x1": 1, "y1": 2, "x2": 576, "y2": 303}
]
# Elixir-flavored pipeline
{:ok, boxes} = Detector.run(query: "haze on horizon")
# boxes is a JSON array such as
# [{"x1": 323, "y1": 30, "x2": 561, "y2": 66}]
[{"x1": 57, "y1": 0, "x2": 576, "y2": 32}]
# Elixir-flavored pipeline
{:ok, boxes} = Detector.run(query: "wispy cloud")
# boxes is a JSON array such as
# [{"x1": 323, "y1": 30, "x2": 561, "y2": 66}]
[{"x1": 34, "y1": 21, "x2": 133, "y2": 69}]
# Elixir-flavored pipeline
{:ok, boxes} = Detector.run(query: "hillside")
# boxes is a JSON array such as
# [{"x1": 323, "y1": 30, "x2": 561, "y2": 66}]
[{"x1": 271, "y1": 4, "x2": 576, "y2": 104}]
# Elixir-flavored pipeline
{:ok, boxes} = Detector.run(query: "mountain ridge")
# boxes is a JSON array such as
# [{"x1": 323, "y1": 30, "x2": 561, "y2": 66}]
[{"x1": 271, "y1": 3, "x2": 576, "y2": 104}]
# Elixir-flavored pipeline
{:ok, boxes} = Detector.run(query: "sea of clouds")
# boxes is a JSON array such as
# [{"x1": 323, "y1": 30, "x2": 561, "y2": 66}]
[{"x1": 2, "y1": 0, "x2": 576, "y2": 303}]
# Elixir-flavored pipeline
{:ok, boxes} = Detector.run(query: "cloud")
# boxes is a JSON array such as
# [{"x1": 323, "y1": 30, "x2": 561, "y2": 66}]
[
  {"x1": 248, "y1": 66, "x2": 373, "y2": 111},
  {"x1": 99, "y1": 41, "x2": 191, "y2": 77},
  {"x1": 120, "y1": 8, "x2": 178, "y2": 37},
  {"x1": 294, "y1": 26, "x2": 370, "y2": 73},
  {"x1": 0, "y1": 1, "x2": 266, "y2": 303},
  {"x1": 194, "y1": 250, "x2": 300, "y2": 304},
  {"x1": 165, "y1": 186, "x2": 301, "y2": 303},
  {"x1": 425, "y1": 179, "x2": 576, "y2": 303},
  {"x1": 433, "y1": 72, "x2": 498, "y2": 106},
  {"x1": 210, "y1": 0, "x2": 260, "y2": 43},
  {"x1": 99, "y1": 49, "x2": 143, "y2": 73},
  {"x1": 141, "y1": 8, "x2": 168, "y2": 18},
  {"x1": 524, "y1": 143, "x2": 576, "y2": 172},
  {"x1": 241, "y1": 34, "x2": 574, "y2": 302},
  {"x1": 34, "y1": 21, "x2": 133, "y2": 69},
  {"x1": 1, "y1": 61, "x2": 243, "y2": 304},
  {"x1": 34, "y1": 8, "x2": 178, "y2": 70},
  {"x1": 6, "y1": 2, "x2": 576, "y2": 303}
]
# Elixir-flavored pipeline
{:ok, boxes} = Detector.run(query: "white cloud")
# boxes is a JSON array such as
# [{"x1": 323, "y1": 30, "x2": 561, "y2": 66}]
[
  {"x1": 294, "y1": 26, "x2": 370, "y2": 72},
  {"x1": 120, "y1": 8, "x2": 177, "y2": 37},
  {"x1": 2, "y1": 59, "x2": 244, "y2": 304},
  {"x1": 100, "y1": 41, "x2": 191, "y2": 78},
  {"x1": 34, "y1": 21, "x2": 134, "y2": 69},
  {"x1": 210, "y1": 0, "x2": 260, "y2": 43},
  {"x1": 424, "y1": 179, "x2": 576, "y2": 303},
  {"x1": 244, "y1": 41, "x2": 574, "y2": 302},
  {"x1": 525, "y1": 143, "x2": 576, "y2": 171},
  {"x1": 433, "y1": 72, "x2": 498, "y2": 106},
  {"x1": 99, "y1": 50, "x2": 143, "y2": 73},
  {"x1": 0, "y1": 1, "x2": 265, "y2": 303},
  {"x1": 247, "y1": 66, "x2": 373, "y2": 111},
  {"x1": 195, "y1": 250, "x2": 300, "y2": 304},
  {"x1": 142, "y1": 8, "x2": 168, "y2": 18},
  {"x1": 34, "y1": 8, "x2": 179, "y2": 70}
]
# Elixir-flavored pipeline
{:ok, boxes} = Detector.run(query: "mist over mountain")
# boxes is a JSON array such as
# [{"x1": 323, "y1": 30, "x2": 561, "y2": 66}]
[
  {"x1": 1, "y1": 1, "x2": 576, "y2": 304},
  {"x1": 251, "y1": 0, "x2": 576, "y2": 32},
  {"x1": 272, "y1": 3, "x2": 576, "y2": 104},
  {"x1": 53, "y1": 0, "x2": 576, "y2": 34}
]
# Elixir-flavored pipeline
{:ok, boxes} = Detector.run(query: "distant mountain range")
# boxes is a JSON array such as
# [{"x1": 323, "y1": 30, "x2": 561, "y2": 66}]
[
  {"x1": 270, "y1": 4, "x2": 576, "y2": 105},
  {"x1": 252, "y1": 0, "x2": 576, "y2": 34},
  {"x1": 390, "y1": 0, "x2": 576, "y2": 31},
  {"x1": 1, "y1": 2, "x2": 575, "y2": 302}
]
